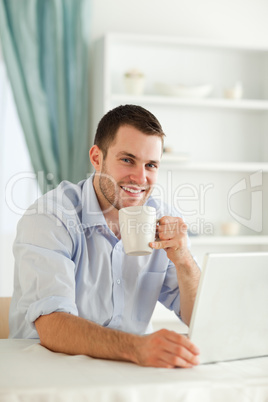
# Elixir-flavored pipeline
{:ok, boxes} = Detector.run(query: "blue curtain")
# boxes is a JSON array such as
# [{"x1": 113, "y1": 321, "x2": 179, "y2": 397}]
[{"x1": 0, "y1": 0, "x2": 90, "y2": 192}]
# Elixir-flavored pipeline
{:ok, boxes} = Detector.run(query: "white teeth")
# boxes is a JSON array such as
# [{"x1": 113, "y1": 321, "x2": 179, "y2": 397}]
[{"x1": 122, "y1": 186, "x2": 143, "y2": 194}]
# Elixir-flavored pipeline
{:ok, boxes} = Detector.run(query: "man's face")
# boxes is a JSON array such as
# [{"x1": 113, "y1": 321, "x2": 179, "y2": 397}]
[{"x1": 95, "y1": 125, "x2": 162, "y2": 213}]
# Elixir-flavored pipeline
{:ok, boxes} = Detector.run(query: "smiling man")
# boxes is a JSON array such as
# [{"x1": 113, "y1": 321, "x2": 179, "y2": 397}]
[
  {"x1": 9, "y1": 105, "x2": 201, "y2": 369},
  {"x1": 91, "y1": 124, "x2": 162, "y2": 236}
]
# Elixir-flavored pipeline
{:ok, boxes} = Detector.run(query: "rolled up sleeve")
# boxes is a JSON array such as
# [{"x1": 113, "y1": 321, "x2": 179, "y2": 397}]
[
  {"x1": 13, "y1": 211, "x2": 78, "y2": 332},
  {"x1": 158, "y1": 260, "x2": 181, "y2": 318}
]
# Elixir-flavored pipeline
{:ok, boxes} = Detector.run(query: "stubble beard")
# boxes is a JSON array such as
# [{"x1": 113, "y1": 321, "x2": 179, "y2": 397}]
[{"x1": 98, "y1": 164, "x2": 152, "y2": 212}]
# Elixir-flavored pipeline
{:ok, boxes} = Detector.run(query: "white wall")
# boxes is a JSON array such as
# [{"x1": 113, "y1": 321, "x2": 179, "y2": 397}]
[
  {"x1": 90, "y1": 0, "x2": 268, "y2": 45},
  {"x1": 0, "y1": 61, "x2": 40, "y2": 296},
  {"x1": 87, "y1": 0, "x2": 268, "y2": 149}
]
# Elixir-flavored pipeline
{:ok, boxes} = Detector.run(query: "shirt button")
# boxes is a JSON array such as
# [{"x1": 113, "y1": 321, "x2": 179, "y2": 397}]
[{"x1": 117, "y1": 279, "x2": 121, "y2": 285}]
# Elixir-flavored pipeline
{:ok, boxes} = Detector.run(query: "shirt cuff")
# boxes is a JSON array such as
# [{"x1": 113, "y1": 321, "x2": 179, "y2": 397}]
[{"x1": 26, "y1": 296, "x2": 79, "y2": 329}]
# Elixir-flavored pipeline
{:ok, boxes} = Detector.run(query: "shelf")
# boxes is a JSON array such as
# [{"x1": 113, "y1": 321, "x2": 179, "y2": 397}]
[
  {"x1": 95, "y1": 33, "x2": 268, "y2": 258},
  {"x1": 160, "y1": 158, "x2": 268, "y2": 172},
  {"x1": 190, "y1": 236, "x2": 268, "y2": 246},
  {"x1": 106, "y1": 32, "x2": 268, "y2": 52},
  {"x1": 110, "y1": 94, "x2": 268, "y2": 112}
]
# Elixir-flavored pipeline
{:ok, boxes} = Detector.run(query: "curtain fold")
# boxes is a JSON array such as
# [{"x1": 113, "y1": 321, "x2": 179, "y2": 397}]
[{"x1": 0, "y1": 0, "x2": 90, "y2": 192}]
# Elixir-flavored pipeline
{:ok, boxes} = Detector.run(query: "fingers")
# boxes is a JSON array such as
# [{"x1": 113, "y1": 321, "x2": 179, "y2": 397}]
[
  {"x1": 165, "y1": 330, "x2": 199, "y2": 355},
  {"x1": 160, "y1": 345, "x2": 200, "y2": 368},
  {"x1": 150, "y1": 216, "x2": 188, "y2": 252},
  {"x1": 139, "y1": 329, "x2": 200, "y2": 369},
  {"x1": 150, "y1": 240, "x2": 179, "y2": 250},
  {"x1": 162, "y1": 331, "x2": 200, "y2": 367},
  {"x1": 157, "y1": 229, "x2": 178, "y2": 241},
  {"x1": 158, "y1": 353, "x2": 196, "y2": 369},
  {"x1": 157, "y1": 216, "x2": 187, "y2": 232}
]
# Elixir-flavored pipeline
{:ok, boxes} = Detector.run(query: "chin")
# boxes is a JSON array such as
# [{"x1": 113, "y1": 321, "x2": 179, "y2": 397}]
[
  {"x1": 126, "y1": 198, "x2": 147, "y2": 207},
  {"x1": 117, "y1": 190, "x2": 151, "y2": 209}
]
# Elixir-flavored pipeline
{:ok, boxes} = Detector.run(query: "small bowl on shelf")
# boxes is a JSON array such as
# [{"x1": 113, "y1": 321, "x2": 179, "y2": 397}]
[
  {"x1": 223, "y1": 82, "x2": 243, "y2": 100},
  {"x1": 124, "y1": 69, "x2": 145, "y2": 96},
  {"x1": 221, "y1": 221, "x2": 240, "y2": 236}
]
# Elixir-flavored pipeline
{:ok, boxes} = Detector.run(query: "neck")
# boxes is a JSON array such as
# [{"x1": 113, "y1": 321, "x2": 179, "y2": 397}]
[
  {"x1": 92, "y1": 175, "x2": 120, "y2": 238},
  {"x1": 103, "y1": 208, "x2": 121, "y2": 239}
]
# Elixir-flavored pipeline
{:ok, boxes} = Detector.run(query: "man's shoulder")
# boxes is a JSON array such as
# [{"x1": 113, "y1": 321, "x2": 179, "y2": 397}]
[
  {"x1": 20, "y1": 178, "x2": 90, "y2": 226},
  {"x1": 37, "y1": 179, "x2": 86, "y2": 210}
]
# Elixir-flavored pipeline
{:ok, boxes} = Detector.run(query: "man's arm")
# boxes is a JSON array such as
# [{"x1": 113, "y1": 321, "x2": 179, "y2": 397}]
[
  {"x1": 35, "y1": 312, "x2": 199, "y2": 368},
  {"x1": 150, "y1": 216, "x2": 201, "y2": 326},
  {"x1": 174, "y1": 250, "x2": 200, "y2": 325}
]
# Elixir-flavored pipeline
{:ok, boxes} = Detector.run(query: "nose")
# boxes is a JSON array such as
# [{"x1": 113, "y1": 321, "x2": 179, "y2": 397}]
[{"x1": 129, "y1": 165, "x2": 147, "y2": 185}]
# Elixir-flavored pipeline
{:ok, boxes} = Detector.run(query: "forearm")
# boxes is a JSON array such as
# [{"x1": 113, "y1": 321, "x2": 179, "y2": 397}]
[
  {"x1": 35, "y1": 312, "x2": 139, "y2": 363},
  {"x1": 175, "y1": 251, "x2": 201, "y2": 326},
  {"x1": 35, "y1": 312, "x2": 200, "y2": 368},
  {"x1": 150, "y1": 216, "x2": 201, "y2": 325}
]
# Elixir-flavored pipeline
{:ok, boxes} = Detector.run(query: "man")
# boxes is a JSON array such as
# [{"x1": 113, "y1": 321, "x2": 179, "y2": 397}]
[{"x1": 9, "y1": 105, "x2": 201, "y2": 368}]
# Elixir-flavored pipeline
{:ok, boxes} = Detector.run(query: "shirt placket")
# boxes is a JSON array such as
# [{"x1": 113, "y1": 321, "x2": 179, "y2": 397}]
[{"x1": 109, "y1": 242, "x2": 124, "y2": 328}]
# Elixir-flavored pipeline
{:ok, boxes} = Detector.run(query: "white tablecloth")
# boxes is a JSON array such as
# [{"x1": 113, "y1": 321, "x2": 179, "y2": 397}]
[{"x1": 1, "y1": 339, "x2": 268, "y2": 402}]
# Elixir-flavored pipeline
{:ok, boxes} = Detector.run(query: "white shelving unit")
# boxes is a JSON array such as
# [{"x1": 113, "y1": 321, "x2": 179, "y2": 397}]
[
  {"x1": 191, "y1": 235, "x2": 268, "y2": 246},
  {"x1": 160, "y1": 158, "x2": 268, "y2": 173},
  {"x1": 93, "y1": 33, "x2": 268, "y2": 265},
  {"x1": 110, "y1": 94, "x2": 268, "y2": 111}
]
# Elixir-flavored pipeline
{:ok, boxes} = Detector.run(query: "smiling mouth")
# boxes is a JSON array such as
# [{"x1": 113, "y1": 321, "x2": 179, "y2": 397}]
[{"x1": 120, "y1": 186, "x2": 146, "y2": 195}]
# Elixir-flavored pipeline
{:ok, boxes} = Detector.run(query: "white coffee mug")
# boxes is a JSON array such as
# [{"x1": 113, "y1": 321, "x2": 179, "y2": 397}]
[{"x1": 119, "y1": 206, "x2": 156, "y2": 256}]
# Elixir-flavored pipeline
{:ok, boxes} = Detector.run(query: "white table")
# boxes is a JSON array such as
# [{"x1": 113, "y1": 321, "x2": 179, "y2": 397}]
[{"x1": 1, "y1": 339, "x2": 268, "y2": 402}]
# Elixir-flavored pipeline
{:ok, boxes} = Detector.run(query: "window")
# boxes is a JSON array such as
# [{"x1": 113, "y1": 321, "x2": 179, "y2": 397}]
[{"x1": 0, "y1": 57, "x2": 41, "y2": 296}]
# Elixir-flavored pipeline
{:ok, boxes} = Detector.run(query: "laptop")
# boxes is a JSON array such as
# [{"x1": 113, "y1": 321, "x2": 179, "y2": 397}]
[{"x1": 188, "y1": 252, "x2": 268, "y2": 364}]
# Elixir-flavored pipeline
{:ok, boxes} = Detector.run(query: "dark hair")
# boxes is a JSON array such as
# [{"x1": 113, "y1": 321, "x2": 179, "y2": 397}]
[{"x1": 94, "y1": 104, "x2": 165, "y2": 159}]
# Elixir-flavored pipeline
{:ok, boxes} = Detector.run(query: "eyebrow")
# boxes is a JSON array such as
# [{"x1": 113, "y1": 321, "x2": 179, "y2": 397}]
[{"x1": 116, "y1": 151, "x2": 160, "y2": 165}]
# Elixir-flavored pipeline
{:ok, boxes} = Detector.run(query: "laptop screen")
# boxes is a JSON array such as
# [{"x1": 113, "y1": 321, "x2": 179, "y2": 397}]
[{"x1": 188, "y1": 252, "x2": 268, "y2": 364}]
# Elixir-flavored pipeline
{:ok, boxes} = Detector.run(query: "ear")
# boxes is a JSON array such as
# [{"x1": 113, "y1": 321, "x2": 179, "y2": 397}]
[{"x1": 89, "y1": 145, "x2": 103, "y2": 172}]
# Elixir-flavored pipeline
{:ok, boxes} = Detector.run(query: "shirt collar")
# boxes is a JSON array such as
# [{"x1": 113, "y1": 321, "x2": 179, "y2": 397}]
[{"x1": 82, "y1": 174, "x2": 107, "y2": 227}]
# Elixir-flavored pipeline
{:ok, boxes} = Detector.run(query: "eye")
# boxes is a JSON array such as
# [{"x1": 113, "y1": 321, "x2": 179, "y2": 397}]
[
  {"x1": 146, "y1": 163, "x2": 158, "y2": 169},
  {"x1": 122, "y1": 158, "x2": 131, "y2": 163}
]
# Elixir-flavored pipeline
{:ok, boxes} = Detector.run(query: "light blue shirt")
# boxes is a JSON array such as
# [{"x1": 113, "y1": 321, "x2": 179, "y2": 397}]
[{"x1": 9, "y1": 174, "x2": 186, "y2": 339}]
